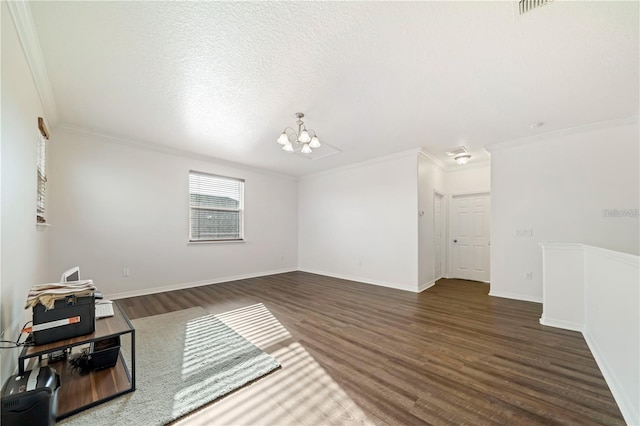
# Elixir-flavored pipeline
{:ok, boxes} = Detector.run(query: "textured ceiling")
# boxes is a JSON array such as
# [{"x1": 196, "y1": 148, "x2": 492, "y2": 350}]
[{"x1": 28, "y1": 1, "x2": 639, "y2": 176}]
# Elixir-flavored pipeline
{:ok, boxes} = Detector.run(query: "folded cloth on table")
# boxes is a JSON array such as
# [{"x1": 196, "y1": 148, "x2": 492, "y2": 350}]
[{"x1": 25, "y1": 280, "x2": 96, "y2": 310}]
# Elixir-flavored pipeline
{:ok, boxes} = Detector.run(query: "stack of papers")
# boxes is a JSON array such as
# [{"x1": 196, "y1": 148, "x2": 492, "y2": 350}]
[{"x1": 25, "y1": 280, "x2": 97, "y2": 310}]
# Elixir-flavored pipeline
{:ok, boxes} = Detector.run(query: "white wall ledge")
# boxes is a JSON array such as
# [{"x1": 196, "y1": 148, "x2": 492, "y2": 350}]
[
  {"x1": 540, "y1": 243, "x2": 639, "y2": 425},
  {"x1": 539, "y1": 242, "x2": 584, "y2": 250}
]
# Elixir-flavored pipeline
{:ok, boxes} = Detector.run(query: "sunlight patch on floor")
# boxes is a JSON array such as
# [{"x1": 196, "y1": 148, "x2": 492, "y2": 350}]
[
  {"x1": 214, "y1": 303, "x2": 292, "y2": 348},
  {"x1": 174, "y1": 304, "x2": 374, "y2": 426}
]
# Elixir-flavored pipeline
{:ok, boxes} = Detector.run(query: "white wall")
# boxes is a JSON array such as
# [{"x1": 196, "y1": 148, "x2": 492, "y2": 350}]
[
  {"x1": 48, "y1": 129, "x2": 299, "y2": 298},
  {"x1": 298, "y1": 153, "x2": 419, "y2": 291},
  {"x1": 489, "y1": 119, "x2": 639, "y2": 302},
  {"x1": 445, "y1": 163, "x2": 490, "y2": 195},
  {"x1": 418, "y1": 154, "x2": 445, "y2": 290},
  {"x1": 539, "y1": 243, "x2": 584, "y2": 331},
  {"x1": 1, "y1": 2, "x2": 51, "y2": 382}
]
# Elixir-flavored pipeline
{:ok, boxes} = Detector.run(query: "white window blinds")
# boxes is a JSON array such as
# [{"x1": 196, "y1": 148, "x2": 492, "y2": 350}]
[
  {"x1": 36, "y1": 131, "x2": 48, "y2": 223},
  {"x1": 189, "y1": 171, "x2": 244, "y2": 241}
]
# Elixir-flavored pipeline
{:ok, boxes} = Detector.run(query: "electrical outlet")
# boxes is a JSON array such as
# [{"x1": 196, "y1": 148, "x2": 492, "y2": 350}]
[
  {"x1": 122, "y1": 268, "x2": 130, "y2": 277},
  {"x1": 525, "y1": 272, "x2": 533, "y2": 280}
]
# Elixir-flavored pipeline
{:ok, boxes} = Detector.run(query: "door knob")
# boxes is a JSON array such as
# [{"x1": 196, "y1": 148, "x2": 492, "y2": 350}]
[{"x1": 453, "y1": 239, "x2": 457, "y2": 243}]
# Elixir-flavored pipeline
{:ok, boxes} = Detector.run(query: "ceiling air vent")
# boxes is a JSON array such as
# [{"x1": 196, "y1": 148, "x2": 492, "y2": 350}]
[
  {"x1": 445, "y1": 146, "x2": 469, "y2": 157},
  {"x1": 519, "y1": 0, "x2": 552, "y2": 15}
]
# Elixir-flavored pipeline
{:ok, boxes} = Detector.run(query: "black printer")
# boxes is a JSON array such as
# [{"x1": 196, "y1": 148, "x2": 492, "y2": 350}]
[
  {"x1": 32, "y1": 294, "x2": 96, "y2": 345},
  {"x1": 1, "y1": 366, "x2": 60, "y2": 426}
]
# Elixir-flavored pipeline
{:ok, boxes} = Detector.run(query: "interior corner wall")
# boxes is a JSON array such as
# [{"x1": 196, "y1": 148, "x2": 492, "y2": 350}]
[
  {"x1": 418, "y1": 155, "x2": 445, "y2": 289},
  {"x1": 298, "y1": 154, "x2": 419, "y2": 292},
  {"x1": 47, "y1": 129, "x2": 299, "y2": 299},
  {"x1": 489, "y1": 120, "x2": 640, "y2": 302},
  {"x1": 1, "y1": 2, "x2": 51, "y2": 382}
]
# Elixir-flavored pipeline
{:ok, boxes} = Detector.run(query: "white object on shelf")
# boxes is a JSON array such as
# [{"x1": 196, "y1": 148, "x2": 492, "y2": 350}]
[{"x1": 96, "y1": 301, "x2": 114, "y2": 319}]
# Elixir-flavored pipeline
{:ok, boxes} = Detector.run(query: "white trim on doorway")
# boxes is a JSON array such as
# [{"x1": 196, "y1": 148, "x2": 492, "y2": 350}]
[
  {"x1": 433, "y1": 190, "x2": 446, "y2": 281},
  {"x1": 448, "y1": 191, "x2": 491, "y2": 281}
]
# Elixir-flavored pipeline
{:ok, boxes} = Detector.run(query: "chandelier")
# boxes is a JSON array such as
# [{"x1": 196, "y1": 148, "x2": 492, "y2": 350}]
[{"x1": 277, "y1": 112, "x2": 321, "y2": 154}]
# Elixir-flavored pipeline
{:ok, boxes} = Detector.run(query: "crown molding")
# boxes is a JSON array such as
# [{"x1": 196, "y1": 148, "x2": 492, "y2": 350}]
[
  {"x1": 485, "y1": 115, "x2": 638, "y2": 153},
  {"x1": 299, "y1": 148, "x2": 425, "y2": 180},
  {"x1": 444, "y1": 159, "x2": 491, "y2": 172},
  {"x1": 7, "y1": 1, "x2": 58, "y2": 124},
  {"x1": 54, "y1": 124, "x2": 297, "y2": 181},
  {"x1": 300, "y1": 146, "x2": 491, "y2": 181},
  {"x1": 417, "y1": 149, "x2": 447, "y2": 170},
  {"x1": 418, "y1": 149, "x2": 490, "y2": 171}
]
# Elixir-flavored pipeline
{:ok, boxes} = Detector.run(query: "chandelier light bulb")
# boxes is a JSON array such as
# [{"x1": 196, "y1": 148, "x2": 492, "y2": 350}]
[
  {"x1": 277, "y1": 132, "x2": 290, "y2": 145},
  {"x1": 282, "y1": 143, "x2": 294, "y2": 152},
  {"x1": 309, "y1": 136, "x2": 321, "y2": 148},
  {"x1": 301, "y1": 143, "x2": 312, "y2": 154},
  {"x1": 298, "y1": 130, "x2": 311, "y2": 143}
]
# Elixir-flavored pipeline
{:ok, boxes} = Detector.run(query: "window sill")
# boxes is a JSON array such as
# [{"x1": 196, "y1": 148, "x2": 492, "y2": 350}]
[{"x1": 187, "y1": 239, "x2": 245, "y2": 245}]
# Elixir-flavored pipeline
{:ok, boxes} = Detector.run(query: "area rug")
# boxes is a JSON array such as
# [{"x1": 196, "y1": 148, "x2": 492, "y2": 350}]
[{"x1": 60, "y1": 307, "x2": 280, "y2": 426}]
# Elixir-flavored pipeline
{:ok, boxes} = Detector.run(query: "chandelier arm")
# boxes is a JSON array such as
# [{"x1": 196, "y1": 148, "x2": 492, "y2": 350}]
[{"x1": 283, "y1": 127, "x2": 300, "y2": 144}]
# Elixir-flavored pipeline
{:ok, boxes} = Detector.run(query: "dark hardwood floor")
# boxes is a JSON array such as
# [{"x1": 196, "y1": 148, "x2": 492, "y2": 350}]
[{"x1": 118, "y1": 272, "x2": 624, "y2": 425}]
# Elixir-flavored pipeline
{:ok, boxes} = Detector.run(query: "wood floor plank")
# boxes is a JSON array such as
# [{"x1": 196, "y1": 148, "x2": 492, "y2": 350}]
[{"x1": 117, "y1": 272, "x2": 625, "y2": 425}]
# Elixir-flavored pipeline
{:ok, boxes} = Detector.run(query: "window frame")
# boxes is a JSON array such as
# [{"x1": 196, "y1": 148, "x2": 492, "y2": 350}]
[
  {"x1": 188, "y1": 171, "x2": 245, "y2": 243},
  {"x1": 36, "y1": 117, "x2": 49, "y2": 224}
]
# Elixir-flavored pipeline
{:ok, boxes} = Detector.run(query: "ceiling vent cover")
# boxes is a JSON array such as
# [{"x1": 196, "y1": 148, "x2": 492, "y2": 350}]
[
  {"x1": 519, "y1": 0, "x2": 552, "y2": 15},
  {"x1": 445, "y1": 146, "x2": 469, "y2": 157}
]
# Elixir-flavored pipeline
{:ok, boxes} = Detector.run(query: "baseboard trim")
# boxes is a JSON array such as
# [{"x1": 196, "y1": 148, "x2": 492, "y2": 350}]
[
  {"x1": 418, "y1": 280, "x2": 436, "y2": 292},
  {"x1": 583, "y1": 331, "x2": 639, "y2": 426},
  {"x1": 539, "y1": 316, "x2": 583, "y2": 332},
  {"x1": 488, "y1": 291, "x2": 542, "y2": 303},
  {"x1": 109, "y1": 267, "x2": 431, "y2": 299},
  {"x1": 298, "y1": 268, "x2": 417, "y2": 293},
  {"x1": 106, "y1": 268, "x2": 297, "y2": 300}
]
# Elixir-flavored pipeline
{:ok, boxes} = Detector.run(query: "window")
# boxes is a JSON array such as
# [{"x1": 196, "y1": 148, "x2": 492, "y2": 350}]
[
  {"x1": 189, "y1": 171, "x2": 244, "y2": 242},
  {"x1": 37, "y1": 117, "x2": 49, "y2": 223}
]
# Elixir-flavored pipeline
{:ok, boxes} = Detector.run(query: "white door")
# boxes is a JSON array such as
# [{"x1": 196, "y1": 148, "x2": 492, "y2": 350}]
[
  {"x1": 450, "y1": 193, "x2": 490, "y2": 282},
  {"x1": 434, "y1": 192, "x2": 444, "y2": 280}
]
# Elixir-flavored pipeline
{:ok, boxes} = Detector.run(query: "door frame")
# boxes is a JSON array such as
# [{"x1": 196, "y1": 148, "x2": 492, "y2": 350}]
[
  {"x1": 447, "y1": 191, "x2": 491, "y2": 281},
  {"x1": 433, "y1": 190, "x2": 446, "y2": 281}
]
